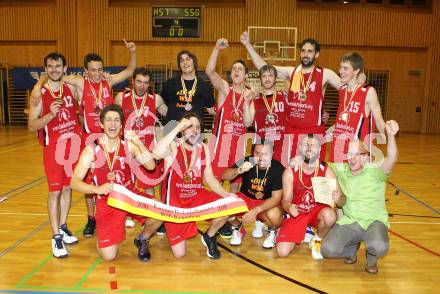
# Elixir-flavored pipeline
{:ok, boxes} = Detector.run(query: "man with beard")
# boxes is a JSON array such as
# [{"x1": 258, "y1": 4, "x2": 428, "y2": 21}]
[
  {"x1": 71, "y1": 104, "x2": 162, "y2": 262},
  {"x1": 29, "y1": 52, "x2": 82, "y2": 258},
  {"x1": 241, "y1": 33, "x2": 343, "y2": 161},
  {"x1": 329, "y1": 52, "x2": 385, "y2": 163},
  {"x1": 222, "y1": 141, "x2": 283, "y2": 249},
  {"x1": 321, "y1": 120, "x2": 399, "y2": 274},
  {"x1": 276, "y1": 134, "x2": 341, "y2": 260},
  {"x1": 205, "y1": 38, "x2": 255, "y2": 191},
  {"x1": 160, "y1": 50, "x2": 215, "y2": 127},
  {"x1": 152, "y1": 112, "x2": 237, "y2": 259},
  {"x1": 55, "y1": 39, "x2": 137, "y2": 237}
]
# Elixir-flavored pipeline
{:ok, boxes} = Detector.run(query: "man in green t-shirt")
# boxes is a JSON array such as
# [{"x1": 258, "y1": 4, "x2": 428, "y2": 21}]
[{"x1": 321, "y1": 120, "x2": 399, "y2": 274}]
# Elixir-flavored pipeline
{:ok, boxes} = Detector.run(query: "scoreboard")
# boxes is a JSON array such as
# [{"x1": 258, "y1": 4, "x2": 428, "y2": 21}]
[{"x1": 152, "y1": 7, "x2": 201, "y2": 38}]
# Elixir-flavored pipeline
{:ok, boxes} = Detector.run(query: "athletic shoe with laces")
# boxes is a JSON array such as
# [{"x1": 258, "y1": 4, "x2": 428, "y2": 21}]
[
  {"x1": 134, "y1": 237, "x2": 151, "y2": 262},
  {"x1": 310, "y1": 235, "x2": 324, "y2": 260},
  {"x1": 218, "y1": 222, "x2": 233, "y2": 239},
  {"x1": 125, "y1": 217, "x2": 136, "y2": 228},
  {"x1": 230, "y1": 226, "x2": 246, "y2": 246},
  {"x1": 262, "y1": 229, "x2": 277, "y2": 249},
  {"x1": 83, "y1": 218, "x2": 96, "y2": 237},
  {"x1": 201, "y1": 232, "x2": 220, "y2": 259},
  {"x1": 252, "y1": 220, "x2": 266, "y2": 238},
  {"x1": 59, "y1": 226, "x2": 78, "y2": 244},
  {"x1": 52, "y1": 234, "x2": 68, "y2": 258},
  {"x1": 302, "y1": 225, "x2": 315, "y2": 243}
]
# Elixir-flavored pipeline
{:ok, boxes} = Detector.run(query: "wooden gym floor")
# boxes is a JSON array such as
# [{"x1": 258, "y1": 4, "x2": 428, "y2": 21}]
[{"x1": 0, "y1": 126, "x2": 439, "y2": 294}]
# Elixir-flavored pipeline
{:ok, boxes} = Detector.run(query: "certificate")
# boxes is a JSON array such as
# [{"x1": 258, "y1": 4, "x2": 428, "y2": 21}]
[{"x1": 311, "y1": 177, "x2": 336, "y2": 207}]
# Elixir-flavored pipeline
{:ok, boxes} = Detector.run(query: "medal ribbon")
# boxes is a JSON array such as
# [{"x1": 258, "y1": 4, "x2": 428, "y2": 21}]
[
  {"x1": 46, "y1": 81, "x2": 64, "y2": 100},
  {"x1": 131, "y1": 89, "x2": 147, "y2": 118},
  {"x1": 179, "y1": 141, "x2": 197, "y2": 177},
  {"x1": 341, "y1": 83, "x2": 361, "y2": 116},
  {"x1": 255, "y1": 165, "x2": 270, "y2": 192},
  {"x1": 101, "y1": 139, "x2": 121, "y2": 172},
  {"x1": 299, "y1": 163, "x2": 319, "y2": 189},
  {"x1": 300, "y1": 66, "x2": 315, "y2": 97},
  {"x1": 181, "y1": 76, "x2": 197, "y2": 104},
  {"x1": 262, "y1": 90, "x2": 277, "y2": 114},
  {"x1": 232, "y1": 85, "x2": 246, "y2": 115},
  {"x1": 87, "y1": 78, "x2": 103, "y2": 109}
]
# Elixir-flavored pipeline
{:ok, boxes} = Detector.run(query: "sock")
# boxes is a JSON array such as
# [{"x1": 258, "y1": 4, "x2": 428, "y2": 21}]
[
  {"x1": 53, "y1": 233, "x2": 63, "y2": 240},
  {"x1": 88, "y1": 215, "x2": 95, "y2": 221},
  {"x1": 60, "y1": 224, "x2": 67, "y2": 231}
]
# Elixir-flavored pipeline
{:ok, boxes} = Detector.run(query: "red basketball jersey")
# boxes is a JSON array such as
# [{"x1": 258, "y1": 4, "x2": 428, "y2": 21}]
[
  {"x1": 81, "y1": 77, "x2": 113, "y2": 134},
  {"x1": 292, "y1": 162, "x2": 327, "y2": 214},
  {"x1": 121, "y1": 89, "x2": 157, "y2": 149},
  {"x1": 253, "y1": 90, "x2": 287, "y2": 142},
  {"x1": 286, "y1": 67, "x2": 325, "y2": 132},
  {"x1": 161, "y1": 142, "x2": 206, "y2": 207},
  {"x1": 38, "y1": 82, "x2": 81, "y2": 146},
  {"x1": 330, "y1": 84, "x2": 375, "y2": 162}
]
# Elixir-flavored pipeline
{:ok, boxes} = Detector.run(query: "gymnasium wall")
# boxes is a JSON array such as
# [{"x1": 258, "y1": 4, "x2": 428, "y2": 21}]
[{"x1": 0, "y1": 0, "x2": 439, "y2": 133}]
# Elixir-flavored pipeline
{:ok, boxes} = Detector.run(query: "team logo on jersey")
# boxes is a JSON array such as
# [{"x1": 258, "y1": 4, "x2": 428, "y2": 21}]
[
  {"x1": 298, "y1": 190, "x2": 315, "y2": 214},
  {"x1": 58, "y1": 108, "x2": 71, "y2": 122},
  {"x1": 113, "y1": 170, "x2": 126, "y2": 185},
  {"x1": 265, "y1": 112, "x2": 279, "y2": 125}
]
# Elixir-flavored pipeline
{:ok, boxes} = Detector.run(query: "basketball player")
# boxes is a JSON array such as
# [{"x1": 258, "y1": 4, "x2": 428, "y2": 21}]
[
  {"x1": 160, "y1": 50, "x2": 215, "y2": 127},
  {"x1": 28, "y1": 52, "x2": 82, "y2": 258},
  {"x1": 71, "y1": 104, "x2": 161, "y2": 261},
  {"x1": 321, "y1": 120, "x2": 399, "y2": 274},
  {"x1": 59, "y1": 39, "x2": 137, "y2": 237},
  {"x1": 222, "y1": 141, "x2": 283, "y2": 249},
  {"x1": 276, "y1": 134, "x2": 340, "y2": 260},
  {"x1": 329, "y1": 52, "x2": 385, "y2": 162},
  {"x1": 152, "y1": 112, "x2": 237, "y2": 259},
  {"x1": 241, "y1": 32, "x2": 344, "y2": 161},
  {"x1": 205, "y1": 38, "x2": 255, "y2": 191}
]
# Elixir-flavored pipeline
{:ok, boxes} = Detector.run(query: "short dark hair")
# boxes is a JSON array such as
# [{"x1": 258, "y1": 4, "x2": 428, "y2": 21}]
[
  {"x1": 259, "y1": 64, "x2": 277, "y2": 79},
  {"x1": 100, "y1": 104, "x2": 124, "y2": 124},
  {"x1": 252, "y1": 139, "x2": 274, "y2": 155},
  {"x1": 177, "y1": 50, "x2": 199, "y2": 72},
  {"x1": 340, "y1": 51, "x2": 364, "y2": 74},
  {"x1": 132, "y1": 67, "x2": 152, "y2": 81},
  {"x1": 301, "y1": 38, "x2": 320, "y2": 53},
  {"x1": 180, "y1": 111, "x2": 201, "y2": 124},
  {"x1": 84, "y1": 53, "x2": 104, "y2": 69},
  {"x1": 232, "y1": 59, "x2": 248, "y2": 74},
  {"x1": 44, "y1": 52, "x2": 66, "y2": 67}
]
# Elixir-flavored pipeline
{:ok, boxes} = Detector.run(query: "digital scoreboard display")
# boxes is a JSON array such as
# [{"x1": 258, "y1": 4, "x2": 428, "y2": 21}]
[{"x1": 152, "y1": 7, "x2": 201, "y2": 38}]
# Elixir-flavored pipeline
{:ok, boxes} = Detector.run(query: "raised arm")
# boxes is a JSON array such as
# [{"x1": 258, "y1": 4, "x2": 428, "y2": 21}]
[
  {"x1": 109, "y1": 39, "x2": 137, "y2": 87},
  {"x1": 323, "y1": 68, "x2": 343, "y2": 90},
  {"x1": 152, "y1": 118, "x2": 191, "y2": 160},
  {"x1": 155, "y1": 93, "x2": 168, "y2": 117},
  {"x1": 114, "y1": 91, "x2": 123, "y2": 106},
  {"x1": 366, "y1": 87, "x2": 385, "y2": 135},
  {"x1": 243, "y1": 87, "x2": 255, "y2": 127},
  {"x1": 240, "y1": 31, "x2": 293, "y2": 80},
  {"x1": 205, "y1": 38, "x2": 230, "y2": 106},
  {"x1": 381, "y1": 120, "x2": 399, "y2": 174},
  {"x1": 126, "y1": 131, "x2": 156, "y2": 171},
  {"x1": 222, "y1": 161, "x2": 253, "y2": 181},
  {"x1": 71, "y1": 146, "x2": 113, "y2": 195}
]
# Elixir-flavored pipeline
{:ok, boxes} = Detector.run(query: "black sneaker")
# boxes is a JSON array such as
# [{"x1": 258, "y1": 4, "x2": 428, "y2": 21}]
[
  {"x1": 134, "y1": 238, "x2": 151, "y2": 262},
  {"x1": 83, "y1": 218, "x2": 96, "y2": 237},
  {"x1": 218, "y1": 222, "x2": 233, "y2": 239},
  {"x1": 156, "y1": 223, "x2": 166, "y2": 235},
  {"x1": 201, "y1": 233, "x2": 220, "y2": 259}
]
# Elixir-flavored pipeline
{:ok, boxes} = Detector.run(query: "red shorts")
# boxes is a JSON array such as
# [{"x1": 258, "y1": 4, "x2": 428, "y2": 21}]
[
  {"x1": 95, "y1": 187, "x2": 153, "y2": 248},
  {"x1": 287, "y1": 127, "x2": 326, "y2": 163},
  {"x1": 164, "y1": 189, "x2": 222, "y2": 246},
  {"x1": 236, "y1": 192, "x2": 265, "y2": 220},
  {"x1": 276, "y1": 204, "x2": 328, "y2": 244},
  {"x1": 43, "y1": 138, "x2": 81, "y2": 192}
]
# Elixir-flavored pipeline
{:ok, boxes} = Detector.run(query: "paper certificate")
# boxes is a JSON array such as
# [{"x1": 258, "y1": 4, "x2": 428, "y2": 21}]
[{"x1": 311, "y1": 177, "x2": 336, "y2": 207}]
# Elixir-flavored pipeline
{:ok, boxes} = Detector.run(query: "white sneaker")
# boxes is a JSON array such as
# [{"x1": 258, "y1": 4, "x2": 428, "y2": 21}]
[
  {"x1": 252, "y1": 220, "x2": 265, "y2": 238},
  {"x1": 262, "y1": 229, "x2": 276, "y2": 249},
  {"x1": 52, "y1": 237, "x2": 68, "y2": 258},
  {"x1": 230, "y1": 226, "x2": 245, "y2": 246},
  {"x1": 125, "y1": 217, "x2": 136, "y2": 228},
  {"x1": 59, "y1": 228, "x2": 78, "y2": 244},
  {"x1": 302, "y1": 225, "x2": 315, "y2": 243},
  {"x1": 310, "y1": 235, "x2": 324, "y2": 260}
]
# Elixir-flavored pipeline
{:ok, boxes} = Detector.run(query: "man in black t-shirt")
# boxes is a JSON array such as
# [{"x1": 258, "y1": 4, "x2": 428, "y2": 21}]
[
  {"x1": 160, "y1": 50, "x2": 215, "y2": 128},
  {"x1": 222, "y1": 141, "x2": 283, "y2": 249}
]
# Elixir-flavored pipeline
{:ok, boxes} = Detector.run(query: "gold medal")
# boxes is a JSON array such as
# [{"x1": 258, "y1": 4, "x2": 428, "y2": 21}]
[
  {"x1": 87, "y1": 78, "x2": 103, "y2": 114},
  {"x1": 136, "y1": 117, "x2": 144, "y2": 127},
  {"x1": 107, "y1": 171, "x2": 116, "y2": 181},
  {"x1": 183, "y1": 172, "x2": 192, "y2": 183},
  {"x1": 262, "y1": 91, "x2": 277, "y2": 124},
  {"x1": 181, "y1": 76, "x2": 197, "y2": 109},
  {"x1": 131, "y1": 89, "x2": 148, "y2": 128},
  {"x1": 184, "y1": 103, "x2": 193, "y2": 111},
  {"x1": 94, "y1": 106, "x2": 101, "y2": 114},
  {"x1": 232, "y1": 111, "x2": 240, "y2": 122},
  {"x1": 299, "y1": 67, "x2": 314, "y2": 101},
  {"x1": 255, "y1": 191, "x2": 264, "y2": 199},
  {"x1": 232, "y1": 85, "x2": 245, "y2": 122},
  {"x1": 340, "y1": 83, "x2": 361, "y2": 124},
  {"x1": 299, "y1": 92, "x2": 307, "y2": 101},
  {"x1": 46, "y1": 81, "x2": 64, "y2": 104}
]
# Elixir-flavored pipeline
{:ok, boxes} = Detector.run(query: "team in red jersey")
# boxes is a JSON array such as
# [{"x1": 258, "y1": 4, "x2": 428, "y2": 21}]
[
  {"x1": 29, "y1": 53, "x2": 82, "y2": 258},
  {"x1": 71, "y1": 104, "x2": 162, "y2": 262},
  {"x1": 205, "y1": 38, "x2": 255, "y2": 192},
  {"x1": 329, "y1": 52, "x2": 386, "y2": 162},
  {"x1": 276, "y1": 134, "x2": 341, "y2": 260}
]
